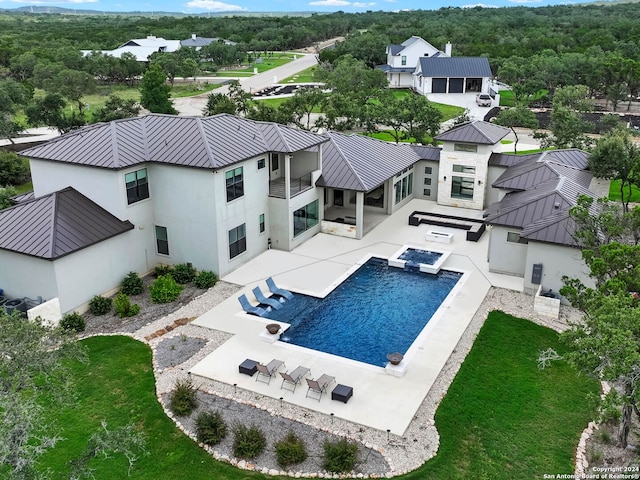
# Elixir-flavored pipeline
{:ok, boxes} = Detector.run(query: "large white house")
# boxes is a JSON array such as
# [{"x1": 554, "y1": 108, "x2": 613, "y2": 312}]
[
  {"x1": 379, "y1": 36, "x2": 492, "y2": 95},
  {"x1": 0, "y1": 116, "x2": 599, "y2": 313}
]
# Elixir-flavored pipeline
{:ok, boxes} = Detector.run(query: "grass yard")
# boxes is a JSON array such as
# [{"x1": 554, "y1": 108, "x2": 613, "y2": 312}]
[
  {"x1": 280, "y1": 66, "x2": 317, "y2": 83},
  {"x1": 609, "y1": 179, "x2": 640, "y2": 203},
  {"x1": 405, "y1": 311, "x2": 599, "y2": 479},
  {"x1": 37, "y1": 336, "x2": 267, "y2": 480},
  {"x1": 35, "y1": 311, "x2": 597, "y2": 479}
]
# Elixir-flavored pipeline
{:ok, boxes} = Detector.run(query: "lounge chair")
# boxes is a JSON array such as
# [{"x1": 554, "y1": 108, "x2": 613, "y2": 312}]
[
  {"x1": 255, "y1": 359, "x2": 285, "y2": 384},
  {"x1": 279, "y1": 366, "x2": 311, "y2": 393},
  {"x1": 252, "y1": 286, "x2": 282, "y2": 310},
  {"x1": 266, "y1": 277, "x2": 293, "y2": 300},
  {"x1": 305, "y1": 374, "x2": 335, "y2": 402},
  {"x1": 238, "y1": 294, "x2": 268, "y2": 317}
]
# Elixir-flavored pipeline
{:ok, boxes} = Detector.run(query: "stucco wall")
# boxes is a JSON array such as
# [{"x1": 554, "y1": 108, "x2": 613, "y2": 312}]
[
  {"x1": 415, "y1": 160, "x2": 439, "y2": 201},
  {"x1": 485, "y1": 165, "x2": 508, "y2": 208},
  {"x1": 487, "y1": 225, "x2": 528, "y2": 276},
  {"x1": 0, "y1": 251, "x2": 57, "y2": 303}
]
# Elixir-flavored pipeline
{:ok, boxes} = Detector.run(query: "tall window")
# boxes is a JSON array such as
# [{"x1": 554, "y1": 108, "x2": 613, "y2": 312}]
[
  {"x1": 451, "y1": 176, "x2": 474, "y2": 199},
  {"x1": 271, "y1": 153, "x2": 279, "y2": 171},
  {"x1": 229, "y1": 224, "x2": 246, "y2": 259},
  {"x1": 259, "y1": 213, "x2": 265, "y2": 233},
  {"x1": 155, "y1": 226, "x2": 169, "y2": 255},
  {"x1": 394, "y1": 168, "x2": 414, "y2": 205},
  {"x1": 225, "y1": 167, "x2": 244, "y2": 202},
  {"x1": 293, "y1": 200, "x2": 319, "y2": 237},
  {"x1": 258, "y1": 158, "x2": 265, "y2": 169},
  {"x1": 454, "y1": 143, "x2": 478, "y2": 153},
  {"x1": 125, "y1": 168, "x2": 149, "y2": 205},
  {"x1": 401, "y1": 55, "x2": 407, "y2": 66}
]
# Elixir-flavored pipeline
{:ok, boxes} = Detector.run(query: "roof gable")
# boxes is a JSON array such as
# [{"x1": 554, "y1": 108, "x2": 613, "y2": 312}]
[
  {"x1": 0, "y1": 187, "x2": 133, "y2": 260},
  {"x1": 436, "y1": 120, "x2": 510, "y2": 145},
  {"x1": 417, "y1": 57, "x2": 492, "y2": 78}
]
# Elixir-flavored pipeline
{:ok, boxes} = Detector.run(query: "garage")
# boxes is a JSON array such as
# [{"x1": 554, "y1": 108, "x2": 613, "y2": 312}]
[
  {"x1": 432, "y1": 78, "x2": 447, "y2": 93},
  {"x1": 448, "y1": 78, "x2": 464, "y2": 93}
]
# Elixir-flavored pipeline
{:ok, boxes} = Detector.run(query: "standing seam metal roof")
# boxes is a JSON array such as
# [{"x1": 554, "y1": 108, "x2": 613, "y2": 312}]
[
  {"x1": 436, "y1": 121, "x2": 510, "y2": 145},
  {"x1": 417, "y1": 57, "x2": 492, "y2": 78},
  {"x1": 0, "y1": 187, "x2": 134, "y2": 260},
  {"x1": 316, "y1": 133, "x2": 440, "y2": 191}
]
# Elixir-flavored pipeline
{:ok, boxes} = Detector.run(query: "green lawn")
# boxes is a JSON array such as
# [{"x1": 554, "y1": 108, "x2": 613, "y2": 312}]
[
  {"x1": 499, "y1": 89, "x2": 549, "y2": 107},
  {"x1": 13, "y1": 181, "x2": 33, "y2": 194},
  {"x1": 281, "y1": 65, "x2": 317, "y2": 83},
  {"x1": 405, "y1": 311, "x2": 598, "y2": 479},
  {"x1": 36, "y1": 312, "x2": 597, "y2": 479},
  {"x1": 609, "y1": 179, "x2": 640, "y2": 203}
]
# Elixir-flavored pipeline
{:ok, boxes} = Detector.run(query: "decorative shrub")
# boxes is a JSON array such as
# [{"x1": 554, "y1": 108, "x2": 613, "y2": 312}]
[
  {"x1": 323, "y1": 439, "x2": 358, "y2": 473},
  {"x1": 149, "y1": 275, "x2": 183, "y2": 304},
  {"x1": 275, "y1": 432, "x2": 308, "y2": 468},
  {"x1": 88, "y1": 295, "x2": 112, "y2": 315},
  {"x1": 153, "y1": 264, "x2": 174, "y2": 278},
  {"x1": 171, "y1": 263, "x2": 197, "y2": 284},
  {"x1": 113, "y1": 293, "x2": 140, "y2": 318},
  {"x1": 194, "y1": 270, "x2": 217, "y2": 289},
  {"x1": 170, "y1": 378, "x2": 198, "y2": 416},
  {"x1": 120, "y1": 271, "x2": 143, "y2": 295},
  {"x1": 195, "y1": 411, "x2": 227, "y2": 446},
  {"x1": 232, "y1": 424, "x2": 266, "y2": 459},
  {"x1": 60, "y1": 312, "x2": 86, "y2": 333}
]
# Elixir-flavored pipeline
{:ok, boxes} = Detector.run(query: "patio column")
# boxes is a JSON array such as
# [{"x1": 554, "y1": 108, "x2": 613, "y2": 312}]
[
  {"x1": 284, "y1": 154, "x2": 291, "y2": 201},
  {"x1": 356, "y1": 191, "x2": 364, "y2": 239}
]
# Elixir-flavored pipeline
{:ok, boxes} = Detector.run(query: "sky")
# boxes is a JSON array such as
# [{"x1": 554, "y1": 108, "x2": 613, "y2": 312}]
[{"x1": 0, "y1": 0, "x2": 583, "y2": 14}]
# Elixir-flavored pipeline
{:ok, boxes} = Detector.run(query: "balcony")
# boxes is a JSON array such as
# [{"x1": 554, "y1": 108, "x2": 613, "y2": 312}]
[{"x1": 269, "y1": 173, "x2": 313, "y2": 199}]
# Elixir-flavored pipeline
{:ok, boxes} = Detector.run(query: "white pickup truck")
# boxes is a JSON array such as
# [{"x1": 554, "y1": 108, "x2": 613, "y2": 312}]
[{"x1": 476, "y1": 93, "x2": 492, "y2": 107}]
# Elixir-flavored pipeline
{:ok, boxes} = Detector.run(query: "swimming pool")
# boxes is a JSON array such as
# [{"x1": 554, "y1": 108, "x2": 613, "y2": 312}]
[
  {"x1": 263, "y1": 257, "x2": 461, "y2": 367},
  {"x1": 398, "y1": 248, "x2": 442, "y2": 265}
]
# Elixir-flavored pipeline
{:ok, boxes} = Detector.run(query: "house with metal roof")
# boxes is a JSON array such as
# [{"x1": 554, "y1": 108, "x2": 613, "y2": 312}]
[
  {"x1": 378, "y1": 36, "x2": 492, "y2": 95},
  {"x1": 81, "y1": 35, "x2": 182, "y2": 62},
  {"x1": 181, "y1": 34, "x2": 237, "y2": 49},
  {"x1": 483, "y1": 148, "x2": 596, "y2": 296}
]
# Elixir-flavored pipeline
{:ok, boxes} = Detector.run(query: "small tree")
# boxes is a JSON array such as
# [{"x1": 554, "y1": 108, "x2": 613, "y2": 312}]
[
  {"x1": 139, "y1": 63, "x2": 177, "y2": 114},
  {"x1": 494, "y1": 106, "x2": 539, "y2": 153},
  {"x1": 93, "y1": 95, "x2": 141, "y2": 123},
  {"x1": 203, "y1": 92, "x2": 236, "y2": 116}
]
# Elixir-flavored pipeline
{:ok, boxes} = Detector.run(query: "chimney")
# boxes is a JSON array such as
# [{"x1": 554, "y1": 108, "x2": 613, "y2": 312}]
[
  {"x1": 445, "y1": 42, "x2": 452, "y2": 56},
  {"x1": 192, "y1": 33, "x2": 197, "y2": 40}
]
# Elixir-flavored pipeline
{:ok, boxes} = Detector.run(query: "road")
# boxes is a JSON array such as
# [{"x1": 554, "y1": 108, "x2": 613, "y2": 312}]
[{"x1": 172, "y1": 52, "x2": 320, "y2": 116}]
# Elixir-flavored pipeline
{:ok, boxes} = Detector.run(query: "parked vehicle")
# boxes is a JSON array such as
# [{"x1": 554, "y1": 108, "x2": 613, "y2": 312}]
[{"x1": 476, "y1": 93, "x2": 492, "y2": 106}]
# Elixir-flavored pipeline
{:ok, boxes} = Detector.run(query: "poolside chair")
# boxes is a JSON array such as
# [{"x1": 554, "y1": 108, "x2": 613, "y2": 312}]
[
  {"x1": 266, "y1": 277, "x2": 293, "y2": 300},
  {"x1": 238, "y1": 294, "x2": 268, "y2": 317},
  {"x1": 255, "y1": 359, "x2": 285, "y2": 384},
  {"x1": 305, "y1": 374, "x2": 335, "y2": 402},
  {"x1": 279, "y1": 366, "x2": 311, "y2": 393},
  {"x1": 252, "y1": 286, "x2": 282, "y2": 310}
]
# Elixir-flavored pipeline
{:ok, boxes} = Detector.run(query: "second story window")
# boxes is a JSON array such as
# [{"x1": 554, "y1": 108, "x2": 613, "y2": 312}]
[
  {"x1": 125, "y1": 168, "x2": 149, "y2": 205},
  {"x1": 401, "y1": 55, "x2": 407, "y2": 66},
  {"x1": 226, "y1": 167, "x2": 244, "y2": 202}
]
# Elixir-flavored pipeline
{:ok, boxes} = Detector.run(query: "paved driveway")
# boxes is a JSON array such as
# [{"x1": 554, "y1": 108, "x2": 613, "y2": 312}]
[{"x1": 426, "y1": 92, "x2": 495, "y2": 122}]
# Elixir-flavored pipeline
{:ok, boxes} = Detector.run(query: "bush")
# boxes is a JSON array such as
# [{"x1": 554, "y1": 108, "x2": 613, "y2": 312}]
[
  {"x1": 170, "y1": 378, "x2": 198, "y2": 416},
  {"x1": 275, "y1": 432, "x2": 308, "y2": 468},
  {"x1": 60, "y1": 312, "x2": 86, "y2": 333},
  {"x1": 0, "y1": 150, "x2": 30, "y2": 186},
  {"x1": 149, "y1": 274, "x2": 183, "y2": 304},
  {"x1": 171, "y1": 263, "x2": 197, "y2": 284},
  {"x1": 195, "y1": 411, "x2": 227, "y2": 446},
  {"x1": 194, "y1": 270, "x2": 217, "y2": 289},
  {"x1": 323, "y1": 439, "x2": 358, "y2": 473},
  {"x1": 88, "y1": 295, "x2": 112, "y2": 315},
  {"x1": 113, "y1": 292, "x2": 140, "y2": 318},
  {"x1": 120, "y1": 271, "x2": 143, "y2": 295},
  {"x1": 232, "y1": 424, "x2": 266, "y2": 459},
  {"x1": 153, "y1": 264, "x2": 174, "y2": 278}
]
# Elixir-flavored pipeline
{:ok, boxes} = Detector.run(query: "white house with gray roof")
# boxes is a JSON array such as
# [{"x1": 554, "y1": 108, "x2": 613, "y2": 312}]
[
  {"x1": 81, "y1": 35, "x2": 182, "y2": 62},
  {"x1": 379, "y1": 36, "x2": 492, "y2": 94}
]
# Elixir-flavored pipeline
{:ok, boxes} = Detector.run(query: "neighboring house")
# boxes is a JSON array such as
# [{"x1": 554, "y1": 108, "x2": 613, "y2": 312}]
[
  {"x1": 484, "y1": 149, "x2": 597, "y2": 296},
  {"x1": 81, "y1": 35, "x2": 182, "y2": 62},
  {"x1": 378, "y1": 36, "x2": 492, "y2": 94},
  {"x1": 181, "y1": 34, "x2": 237, "y2": 49}
]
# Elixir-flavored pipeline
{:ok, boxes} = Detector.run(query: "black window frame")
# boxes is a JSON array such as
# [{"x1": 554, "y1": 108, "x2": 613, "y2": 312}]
[
  {"x1": 229, "y1": 224, "x2": 247, "y2": 259},
  {"x1": 293, "y1": 200, "x2": 319, "y2": 237},
  {"x1": 125, "y1": 168, "x2": 149, "y2": 205},
  {"x1": 259, "y1": 213, "x2": 265, "y2": 233},
  {"x1": 225, "y1": 167, "x2": 244, "y2": 202},
  {"x1": 451, "y1": 176, "x2": 475, "y2": 200},
  {"x1": 271, "y1": 153, "x2": 279, "y2": 171},
  {"x1": 258, "y1": 158, "x2": 265, "y2": 169},
  {"x1": 155, "y1": 225, "x2": 169, "y2": 256}
]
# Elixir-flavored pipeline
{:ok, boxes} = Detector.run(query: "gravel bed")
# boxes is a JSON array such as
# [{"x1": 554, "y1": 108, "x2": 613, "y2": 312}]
[
  {"x1": 163, "y1": 391, "x2": 390, "y2": 476},
  {"x1": 156, "y1": 336, "x2": 208, "y2": 370}
]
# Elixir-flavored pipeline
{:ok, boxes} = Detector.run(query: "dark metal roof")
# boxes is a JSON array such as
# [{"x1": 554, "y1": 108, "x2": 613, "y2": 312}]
[
  {"x1": 9, "y1": 191, "x2": 35, "y2": 204},
  {"x1": 489, "y1": 152, "x2": 540, "y2": 167},
  {"x1": 417, "y1": 57, "x2": 492, "y2": 78},
  {"x1": 0, "y1": 187, "x2": 134, "y2": 260},
  {"x1": 410, "y1": 144, "x2": 441, "y2": 161},
  {"x1": 377, "y1": 65, "x2": 415, "y2": 73},
  {"x1": 20, "y1": 114, "x2": 327, "y2": 171},
  {"x1": 316, "y1": 133, "x2": 439, "y2": 191},
  {"x1": 485, "y1": 177, "x2": 596, "y2": 246},
  {"x1": 388, "y1": 44, "x2": 403, "y2": 56},
  {"x1": 436, "y1": 121, "x2": 510, "y2": 145},
  {"x1": 181, "y1": 37, "x2": 236, "y2": 47}
]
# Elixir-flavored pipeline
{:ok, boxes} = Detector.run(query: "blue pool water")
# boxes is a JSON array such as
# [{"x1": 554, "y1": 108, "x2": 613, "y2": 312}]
[
  {"x1": 263, "y1": 257, "x2": 461, "y2": 367},
  {"x1": 399, "y1": 248, "x2": 442, "y2": 265}
]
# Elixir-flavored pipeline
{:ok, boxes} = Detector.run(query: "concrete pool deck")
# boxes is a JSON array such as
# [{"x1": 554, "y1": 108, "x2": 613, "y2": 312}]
[{"x1": 190, "y1": 199, "x2": 524, "y2": 436}]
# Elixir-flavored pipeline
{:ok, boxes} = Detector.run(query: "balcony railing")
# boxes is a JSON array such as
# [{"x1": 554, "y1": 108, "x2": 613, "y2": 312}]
[{"x1": 269, "y1": 173, "x2": 313, "y2": 199}]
